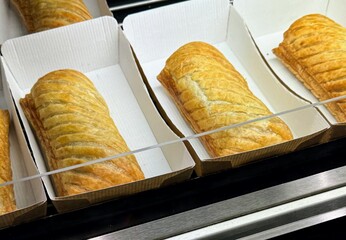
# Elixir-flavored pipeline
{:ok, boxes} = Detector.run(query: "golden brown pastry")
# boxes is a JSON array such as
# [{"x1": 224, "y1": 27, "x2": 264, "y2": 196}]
[
  {"x1": 157, "y1": 41, "x2": 293, "y2": 158},
  {"x1": 0, "y1": 109, "x2": 16, "y2": 215},
  {"x1": 11, "y1": 0, "x2": 93, "y2": 33},
  {"x1": 20, "y1": 69, "x2": 144, "y2": 196},
  {"x1": 273, "y1": 14, "x2": 346, "y2": 122}
]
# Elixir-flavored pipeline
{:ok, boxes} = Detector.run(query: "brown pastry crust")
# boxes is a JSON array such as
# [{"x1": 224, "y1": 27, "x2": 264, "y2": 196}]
[
  {"x1": 20, "y1": 69, "x2": 144, "y2": 196},
  {"x1": 11, "y1": 0, "x2": 93, "y2": 33},
  {"x1": 157, "y1": 41, "x2": 293, "y2": 158},
  {"x1": 0, "y1": 110, "x2": 16, "y2": 215},
  {"x1": 273, "y1": 14, "x2": 346, "y2": 122}
]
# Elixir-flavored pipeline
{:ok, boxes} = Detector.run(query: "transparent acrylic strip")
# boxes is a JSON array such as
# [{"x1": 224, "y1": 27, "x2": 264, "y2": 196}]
[{"x1": 1, "y1": 95, "x2": 345, "y2": 187}]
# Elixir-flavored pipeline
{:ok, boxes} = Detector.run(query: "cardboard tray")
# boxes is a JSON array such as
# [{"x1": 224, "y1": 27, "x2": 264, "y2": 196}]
[
  {"x1": 1, "y1": 16, "x2": 195, "y2": 213},
  {"x1": 0, "y1": 0, "x2": 113, "y2": 90},
  {"x1": 233, "y1": 0, "x2": 346, "y2": 140},
  {"x1": 122, "y1": 0, "x2": 330, "y2": 176},
  {"x1": 0, "y1": 69, "x2": 46, "y2": 229}
]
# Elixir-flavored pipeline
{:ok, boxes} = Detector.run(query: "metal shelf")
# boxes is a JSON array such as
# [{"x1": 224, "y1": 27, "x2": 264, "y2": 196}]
[{"x1": 1, "y1": 137, "x2": 346, "y2": 239}]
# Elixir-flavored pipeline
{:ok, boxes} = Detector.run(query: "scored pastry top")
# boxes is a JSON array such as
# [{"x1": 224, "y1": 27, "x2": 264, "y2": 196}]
[
  {"x1": 11, "y1": 0, "x2": 93, "y2": 33},
  {"x1": 273, "y1": 14, "x2": 346, "y2": 122},
  {"x1": 20, "y1": 69, "x2": 144, "y2": 196},
  {"x1": 0, "y1": 109, "x2": 16, "y2": 215},
  {"x1": 158, "y1": 41, "x2": 293, "y2": 158}
]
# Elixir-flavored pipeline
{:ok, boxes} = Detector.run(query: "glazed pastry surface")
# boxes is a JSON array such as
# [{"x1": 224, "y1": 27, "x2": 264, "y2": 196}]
[
  {"x1": 157, "y1": 41, "x2": 293, "y2": 158},
  {"x1": 0, "y1": 110, "x2": 16, "y2": 215},
  {"x1": 20, "y1": 69, "x2": 144, "y2": 196},
  {"x1": 11, "y1": 0, "x2": 92, "y2": 33},
  {"x1": 273, "y1": 14, "x2": 346, "y2": 122}
]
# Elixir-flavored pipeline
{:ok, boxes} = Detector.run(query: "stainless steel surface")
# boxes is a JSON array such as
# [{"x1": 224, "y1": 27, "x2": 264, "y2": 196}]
[
  {"x1": 169, "y1": 188, "x2": 346, "y2": 240},
  {"x1": 109, "y1": 0, "x2": 169, "y2": 11},
  {"x1": 109, "y1": 0, "x2": 234, "y2": 12},
  {"x1": 90, "y1": 165, "x2": 346, "y2": 240},
  {"x1": 237, "y1": 207, "x2": 346, "y2": 240}
]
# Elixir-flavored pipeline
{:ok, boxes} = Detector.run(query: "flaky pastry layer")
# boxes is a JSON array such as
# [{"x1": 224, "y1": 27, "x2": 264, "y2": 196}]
[
  {"x1": 273, "y1": 14, "x2": 346, "y2": 122},
  {"x1": 20, "y1": 69, "x2": 144, "y2": 196},
  {"x1": 0, "y1": 110, "x2": 16, "y2": 215},
  {"x1": 157, "y1": 41, "x2": 293, "y2": 158},
  {"x1": 11, "y1": 0, "x2": 92, "y2": 33}
]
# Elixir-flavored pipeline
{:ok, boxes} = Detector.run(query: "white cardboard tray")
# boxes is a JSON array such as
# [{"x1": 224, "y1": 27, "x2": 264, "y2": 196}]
[
  {"x1": 1, "y1": 16, "x2": 194, "y2": 207},
  {"x1": 233, "y1": 0, "x2": 346, "y2": 125},
  {"x1": 123, "y1": 0, "x2": 330, "y2": 161}
]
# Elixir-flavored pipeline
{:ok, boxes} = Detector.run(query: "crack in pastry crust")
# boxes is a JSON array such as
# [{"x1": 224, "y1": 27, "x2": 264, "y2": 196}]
[
  {"x1": 11, "y1": 0, "x2": 92, "y2": 33},
  {"x1": 0, "y1": 110, "x2": 16, "y2": 215},
  {"x1": 273, "y1": 14, "x2": 346, "y2": 122},
  {"x1": 157, "y1": 41, "x2": 293, "y2": 158},
  {"x1": 20, "y1": 69, "x2": 144, "y2": 196}
]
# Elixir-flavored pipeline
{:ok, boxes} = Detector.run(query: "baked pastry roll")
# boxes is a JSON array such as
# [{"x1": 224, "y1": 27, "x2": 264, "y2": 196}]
[
  {"x1": 11, "y1": 0, "x2": 93, "y2": 33},
  {"x1": 273, "y1": 14, "x2": 346, "y2": 122},
  {"x1": 20, "y1": 69, "x2": 144, "y2": 196},
  {"x1": 0, "y1": 109, "x2": 16, "y2": 215},
  {"x1": 157, "y1": 41, "x2": 293, "y2": 158}
]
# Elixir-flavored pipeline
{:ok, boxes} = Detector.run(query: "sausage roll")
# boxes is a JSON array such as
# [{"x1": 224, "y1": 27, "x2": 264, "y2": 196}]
[
  {"x1": 0, "y1": 109, "x2": 16, "y2": 215},
  {"x1": 11, "y1": 0, "x2": 93, "y2": 33},
  {"x1": 157, "y1": 41, "x2": 293, "y2": 158},
  {"x1": 273, "y1": 14, "x2": 346, "y2": 122},
  {"x1": 20, "y1": 69, "x2": 144, "y2": 196}
]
